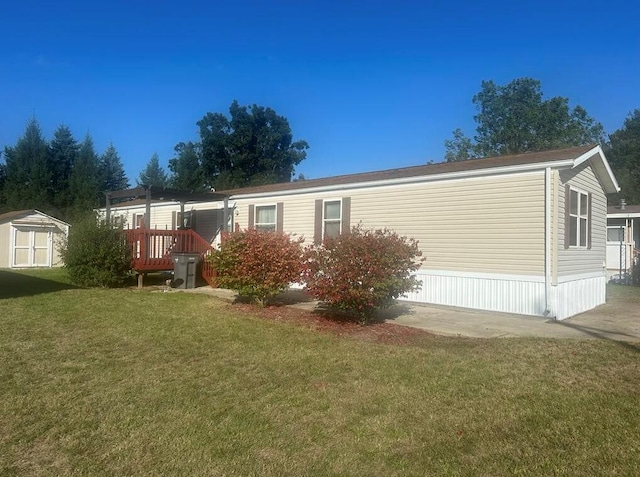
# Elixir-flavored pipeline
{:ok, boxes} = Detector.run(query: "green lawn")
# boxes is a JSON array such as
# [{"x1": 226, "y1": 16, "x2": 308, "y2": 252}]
[{"x1": 1, "y1": 269, "x2": 639, "y2": 476}]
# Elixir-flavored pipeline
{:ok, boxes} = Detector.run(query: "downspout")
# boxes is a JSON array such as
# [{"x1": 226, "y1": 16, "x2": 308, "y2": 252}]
[
  {"x1": 223, "y1": 197, "x2": 229, "y2": 232},
  {"x1": 544, "y1": 167, "x2": 552, "y2": 317}
]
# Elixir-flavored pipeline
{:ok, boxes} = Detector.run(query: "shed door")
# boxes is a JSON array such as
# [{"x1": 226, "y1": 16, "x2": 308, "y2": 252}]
[{"x1": 12, "y1": 227, "x2": 51, "y2": 267}]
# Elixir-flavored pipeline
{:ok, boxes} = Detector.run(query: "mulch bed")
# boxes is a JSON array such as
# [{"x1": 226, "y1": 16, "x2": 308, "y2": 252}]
[{"x1": 231, "y1": 301, "x2": 435, "y2": 346}]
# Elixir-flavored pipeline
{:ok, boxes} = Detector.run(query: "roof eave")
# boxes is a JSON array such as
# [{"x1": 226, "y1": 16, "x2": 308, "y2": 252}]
[{"x1": 229, "y1": 159, "x2": 577, "y2": 200}]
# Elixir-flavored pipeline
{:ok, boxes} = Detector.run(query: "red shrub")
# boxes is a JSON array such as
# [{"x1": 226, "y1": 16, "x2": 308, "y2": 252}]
[
  {"x1": 303, "y1": 225, "x2": 424, "y2": 323},
  {"x1": 208, "y1": 229, "x2": 305, "y2": 305}
]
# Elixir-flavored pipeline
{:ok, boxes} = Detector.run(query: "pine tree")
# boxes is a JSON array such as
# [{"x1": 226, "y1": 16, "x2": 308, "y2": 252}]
[
  {"x1": 100, "y1": 143, "x2": 129, "y2": 192},
  {"x1": 137, "y1": 153, "x2": 168, "y2": 187},
  {"x1": 3, "y1": 118, "x2": 52, "y2": 211},
  {"x1": 49, "y1": 124, "x2": 79, "y2": 212},
  {"x1": 69, "y1": 134, "x2": 101, "y2": 214}
]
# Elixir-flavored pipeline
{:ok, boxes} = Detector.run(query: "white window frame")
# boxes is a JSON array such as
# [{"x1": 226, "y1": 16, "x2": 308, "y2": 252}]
[
  {"x1": 323, "y1": 199, "x2": 342, "y2": 239},
  {"x1": 134, "y1": 213, "x2": 145, "y2": 229},
  {"x1": 255, "y1": 204, "x2": 277, "y2": 232},
  {"x1": 568, "y1": 187, "x2": 589, "y2": 248},
  {"x1": 177, "y1": 210, "x2": 195, "y2": 229}
]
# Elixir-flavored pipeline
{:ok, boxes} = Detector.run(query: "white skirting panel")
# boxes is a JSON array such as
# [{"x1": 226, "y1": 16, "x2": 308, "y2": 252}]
[
  {"x1": 552, "y1": 275, "x2": 606, "y2": 321},
  {"x1": 400, "y1": 270, "x2": 547, "y2": 317},
  {"x1": 400, "y1": 270, "x2": 607, "y2": 320}
]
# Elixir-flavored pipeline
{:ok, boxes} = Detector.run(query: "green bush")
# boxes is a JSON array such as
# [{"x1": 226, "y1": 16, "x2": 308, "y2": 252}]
[
  {"x1": 60, "y1": 214, "x2": 132, "y2": 287},
  {"x1": 208, "y1": 229, "x2": 305, "y2": 306},
  {"x1": 303, "y1": 225, "x2": 424, "y2": 323}
]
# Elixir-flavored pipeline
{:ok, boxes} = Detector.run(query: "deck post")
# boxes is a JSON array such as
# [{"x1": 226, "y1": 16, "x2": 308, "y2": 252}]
[
  {"x1": 137, "y1": 272, "x2": 144, "y2": 289},
  {"x1": 145, "y1": 187, "x2": 152, "y2": 261},
  {"x1": 145, "y1": 187, "x2": 152, "y2": 228},
  {"x1": 223, "y1": 197, "x2": 229, "y2": 232},
  {"x1": 105, "y1": 192, "x2": 111, "y2": 222}
]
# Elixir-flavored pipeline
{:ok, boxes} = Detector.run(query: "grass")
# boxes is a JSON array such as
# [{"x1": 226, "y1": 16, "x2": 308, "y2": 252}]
[
  {"x1": 608, "y1": 282, "x2": 640, "y2": 303},
  {"x1": 1, "y1": 269, "x2": 639, "y2": 476}
]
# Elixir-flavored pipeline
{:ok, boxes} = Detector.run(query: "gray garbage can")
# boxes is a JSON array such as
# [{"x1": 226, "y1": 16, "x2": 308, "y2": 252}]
[{"x1": 172, "y1": 253, "x2": 201, "y2": 289}]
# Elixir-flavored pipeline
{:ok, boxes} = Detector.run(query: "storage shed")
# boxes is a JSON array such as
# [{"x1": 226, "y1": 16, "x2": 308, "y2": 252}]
[{"x1": 0, "y1": 210, "x2": 70, "y2": 268}]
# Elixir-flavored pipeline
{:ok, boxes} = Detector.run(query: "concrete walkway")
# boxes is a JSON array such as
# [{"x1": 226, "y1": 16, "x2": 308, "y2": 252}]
[
  {"x1": 385, "y1": 302, "x2": 640, "y2": 342},
  {"x1": 181, "y1": 286, "x2": 640, "y2": 342}
]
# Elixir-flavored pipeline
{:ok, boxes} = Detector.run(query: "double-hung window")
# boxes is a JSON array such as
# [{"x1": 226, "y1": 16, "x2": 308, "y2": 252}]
[
  {"x1": 568, "y1": 188, "x2": 589, "y2": 247},
  {"x1": 255, "y1": 205, "x2": 276, "y2": 232},
  {"x1": 323, "y1": 200, "x2": 342, "y2": 238},
  {"x1": 314, "y1": 197, "x2": 350, "y2": 243}
]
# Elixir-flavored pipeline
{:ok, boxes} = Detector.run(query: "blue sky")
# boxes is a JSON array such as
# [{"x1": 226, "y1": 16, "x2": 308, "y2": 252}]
[{"x1": 1, "y1": 0, "x2": 638, "y2": 184}]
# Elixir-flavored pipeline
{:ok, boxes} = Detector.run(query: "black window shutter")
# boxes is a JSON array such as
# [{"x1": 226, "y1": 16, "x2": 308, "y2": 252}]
[
  {"x1": 191, "y1": 210, "x2": 197, "y2": 231},
  {"x1": 341, "y1": 197, "x2": 351, "y2": 234},
  {"x1": 276, "y1": 202, "x2": 284, "y2": 232},
  {"x1": 564, "y1": 184, "x2": 571, "y2": 249},
  {"x1": 314, "y1": 199, "x2": 323, "y2": 244},
  {"x1": 171, "y1": 211, "x2": 176, "y2": 230},
  {"x1": 248, "y1": 205, "x2": 255, "y2": 229},
  {"x1": 587, "y1": 193, "x2": 592, "y2": 250}
]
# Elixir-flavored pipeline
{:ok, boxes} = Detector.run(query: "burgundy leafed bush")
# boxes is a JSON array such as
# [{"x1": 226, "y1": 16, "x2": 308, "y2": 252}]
[
  {"x1": 303, "y1": 225, "x2": 424, "y2": 323},
  {"x1": 208, "y1": 229, "x2": 305, "y2": 305}
]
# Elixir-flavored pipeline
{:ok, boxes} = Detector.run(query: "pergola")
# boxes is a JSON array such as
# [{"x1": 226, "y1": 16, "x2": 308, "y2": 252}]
[
  {"x1": 104, "y1": 186, "x2": 230, "y2": 288},
  {"x1": 104, "y1": 185, "x2": 231, "y2": 229}
]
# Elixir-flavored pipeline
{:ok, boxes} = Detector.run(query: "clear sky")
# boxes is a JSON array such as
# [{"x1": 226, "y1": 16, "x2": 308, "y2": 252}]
[{"x1": 1, "y1": 0, "x2": 638, "y2": 183}]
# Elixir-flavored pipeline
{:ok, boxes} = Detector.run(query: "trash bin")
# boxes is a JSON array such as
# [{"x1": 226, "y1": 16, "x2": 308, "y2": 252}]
[{"x1": 172, "y1": 253, "x2": 201, "y2": 289}]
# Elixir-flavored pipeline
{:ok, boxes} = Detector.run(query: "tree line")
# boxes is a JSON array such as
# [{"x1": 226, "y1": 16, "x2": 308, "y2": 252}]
[
  {"x1": 1, "y1": 81, "x2": 639, "y2": 223},
  {"x1": 0, "y1": 120, "x2": 129, "y2": 221},
  {"x1": 0, "y1": 100, "x2": 309, "y2": 221},
  {"x1": 444, "y1": 78, "x2": 640, "y2": 203}
]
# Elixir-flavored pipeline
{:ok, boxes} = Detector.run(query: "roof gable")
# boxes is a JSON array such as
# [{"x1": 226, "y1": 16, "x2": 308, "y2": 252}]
[{"x1": 0, "y1": 209, "x2": 71, "y2": 226}]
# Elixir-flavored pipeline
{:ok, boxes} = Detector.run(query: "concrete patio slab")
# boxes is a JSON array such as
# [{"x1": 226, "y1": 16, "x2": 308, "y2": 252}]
[{"x1": 180, "y1": 286, "x2": 640, "y2": 342}]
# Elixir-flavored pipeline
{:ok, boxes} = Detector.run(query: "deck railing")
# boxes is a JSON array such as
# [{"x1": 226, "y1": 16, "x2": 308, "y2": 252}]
[{"x1": 122, "y1": 228, "x2": 217, "y2": 286}]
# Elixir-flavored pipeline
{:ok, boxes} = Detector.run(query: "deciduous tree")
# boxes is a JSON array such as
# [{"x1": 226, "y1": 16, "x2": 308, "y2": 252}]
[
  {"x1": 606, "y1": 109, "x2": 640, "y2": 204},
  {"x1": 444, "y1": 78, "x2": 604, "y2": 161},
  {"x1": 197, "y1": 100, "x2": 308, "y2": 190},
  {"x1": 168, "y1": 142, "x2": 205, "y2": 191}
]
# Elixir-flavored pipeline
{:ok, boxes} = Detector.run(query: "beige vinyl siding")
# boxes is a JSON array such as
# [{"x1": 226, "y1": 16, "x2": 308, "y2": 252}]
[
  {"x1": 0, "y1": 222, "x2": 11, "y2": 267},
  {"x1": 557, "y1": 163, "x2": 607, "y2": 277},
  {"x1": 235, "y1": 171, "x2": 546, "y2": 276},
  {"x1": 551, "y1": 169, "x2": 559, "y2": 284}
]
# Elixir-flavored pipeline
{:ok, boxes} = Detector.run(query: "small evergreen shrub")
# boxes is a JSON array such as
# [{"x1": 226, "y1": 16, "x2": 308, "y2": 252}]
[
  {"x1": 60, "y1": 214, "x2": 132, "y2": 287},
  {"x1": 209, "y1": 229, "x2": 305, "y2": 306},
  {"x1": 303, "y1": 225, "x2": 424, "y2": 323}
]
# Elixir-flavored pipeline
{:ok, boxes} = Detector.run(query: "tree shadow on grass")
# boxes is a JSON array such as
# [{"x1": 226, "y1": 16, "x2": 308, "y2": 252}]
[
  {"x1": 0, "y1": 270, "x2": 79, "y2": 299},
  {"x1": 555, "y1": 321, "x2": 640, "y2": 354}
]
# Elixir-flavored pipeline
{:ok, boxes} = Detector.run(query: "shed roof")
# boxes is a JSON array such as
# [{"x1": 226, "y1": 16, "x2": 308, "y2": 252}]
[
  {"x1": 0, "y1": 209, "x2": 70, "y2": 226},
  {"x1": 220, "y1": 145, "x2": 619, "y2": 198}
]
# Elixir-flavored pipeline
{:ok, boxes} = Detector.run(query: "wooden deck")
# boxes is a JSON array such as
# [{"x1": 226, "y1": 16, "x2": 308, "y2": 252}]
[{"x1": 122, "y1": 228, "x2": 217, "y2": 286}]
